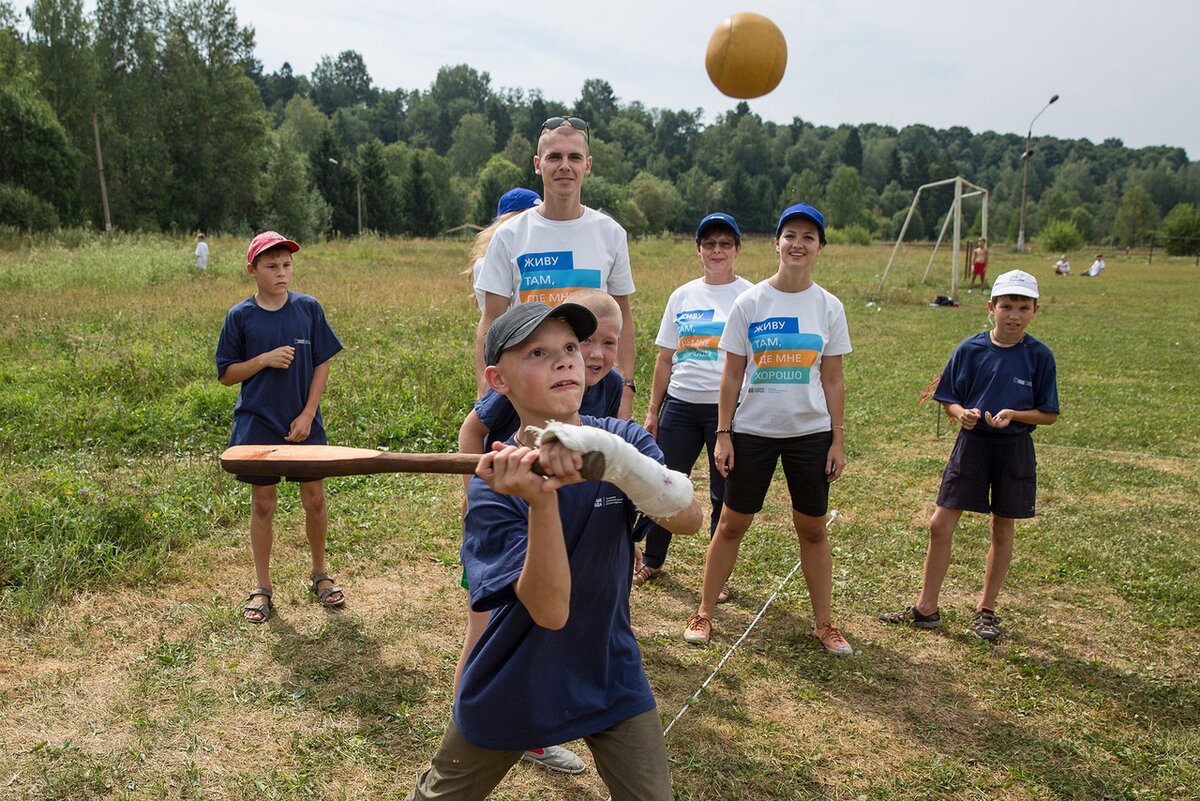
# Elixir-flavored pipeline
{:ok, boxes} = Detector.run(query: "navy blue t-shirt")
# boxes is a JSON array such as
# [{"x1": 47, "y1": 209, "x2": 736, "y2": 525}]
[
  {"x1": 216, "y1": 292, "x2": 343, "y2": 445},
  {"x1": 933, "y1": 331, "x2": 1059, "y2": 435},
  {"x1": 455, "y1": 416, "x2": 662, "y2": 750},
  {"x1": 474, "y1": 369, "x2": 624, "y2": 449}
]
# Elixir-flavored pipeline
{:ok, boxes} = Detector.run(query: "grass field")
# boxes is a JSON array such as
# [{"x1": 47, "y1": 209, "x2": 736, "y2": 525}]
[{"x1": 1, "y1": 234, "x2": 1197, "y2": 800}]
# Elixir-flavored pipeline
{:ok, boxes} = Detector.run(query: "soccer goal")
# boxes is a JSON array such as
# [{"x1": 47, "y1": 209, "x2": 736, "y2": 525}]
[{"x1": 874, "y1": 176, "x2": 989, "y2": 302}]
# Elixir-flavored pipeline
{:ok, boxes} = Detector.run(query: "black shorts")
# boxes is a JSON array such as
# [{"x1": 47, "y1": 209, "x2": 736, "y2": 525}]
[
  {"x1": 936, "y1": 430, "x2": 1037, "y2": 519},
  {"x1": 724, "y1": 431, "x2": 832, "y2": 517}
]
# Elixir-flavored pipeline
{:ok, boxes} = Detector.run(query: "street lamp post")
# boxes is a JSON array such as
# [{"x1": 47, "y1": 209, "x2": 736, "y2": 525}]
[
  {"x1": 1017, "y1": 94, "x2": 1059, "y2": 253},
  {"x1": 91, "y1": 59, "x2": 127, "y2": 238}
]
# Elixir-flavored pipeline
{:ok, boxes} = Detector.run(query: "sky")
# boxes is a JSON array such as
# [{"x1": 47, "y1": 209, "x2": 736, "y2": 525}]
[{"x1": 139, "y1": 1, "x2": 1200, "y2": 159}]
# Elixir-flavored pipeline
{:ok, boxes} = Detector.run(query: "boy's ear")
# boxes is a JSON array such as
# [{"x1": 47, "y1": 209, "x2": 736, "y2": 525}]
[{"x1": 484, "y1": 364, "x2": 510, "y2": 395}]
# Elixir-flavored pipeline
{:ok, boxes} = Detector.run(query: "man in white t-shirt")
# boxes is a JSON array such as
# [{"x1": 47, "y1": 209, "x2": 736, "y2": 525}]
[
  {"x1": 473, "y1": 117, "x2": 637, "y2": 417},
  {"x1": 1083, "y1": 252, "x2": 1106, "y2": 277}
]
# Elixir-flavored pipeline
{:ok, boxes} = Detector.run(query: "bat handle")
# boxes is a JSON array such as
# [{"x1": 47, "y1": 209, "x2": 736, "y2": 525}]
[{"x1": 529, "y1": 451, "x2": 606, "y2": 482}]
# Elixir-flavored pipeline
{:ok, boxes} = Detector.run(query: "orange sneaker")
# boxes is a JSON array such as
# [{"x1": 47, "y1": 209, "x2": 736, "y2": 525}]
[
  {"x1": 813, "y1": 622, "x2": 853, "y2": 655},
  {"x1": 683, "y1": 613, "x2": 713, "y2": 644}
]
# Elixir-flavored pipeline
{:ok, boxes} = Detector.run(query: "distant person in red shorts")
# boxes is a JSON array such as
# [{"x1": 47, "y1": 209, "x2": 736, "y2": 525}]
[{"x1": 968, "y1": 237, "x2": 990, "y2": 293}]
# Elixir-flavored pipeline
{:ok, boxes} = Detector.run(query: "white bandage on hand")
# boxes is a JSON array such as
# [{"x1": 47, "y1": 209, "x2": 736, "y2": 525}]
[{"x1": 528, "y1": 421, "x2": 694, "y2": 519}]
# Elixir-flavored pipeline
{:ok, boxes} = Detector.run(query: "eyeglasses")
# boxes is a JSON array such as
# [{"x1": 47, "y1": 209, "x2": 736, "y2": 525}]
[
  {"x1": 541, "y1": 116, "x2": 589, "y2": 140},
  {"x1": 700, "y1": 238, "x2": 738, "y2": 251}
]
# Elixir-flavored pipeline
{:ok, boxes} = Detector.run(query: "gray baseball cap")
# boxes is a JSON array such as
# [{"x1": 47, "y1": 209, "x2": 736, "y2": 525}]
[{"x1": 484, "y1": 302, "x2": 597, "y2": 366}]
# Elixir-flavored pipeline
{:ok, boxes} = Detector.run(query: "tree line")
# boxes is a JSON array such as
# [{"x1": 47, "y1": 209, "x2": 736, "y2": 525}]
[{"x1": 4, "y1": 0, "x2": 1200, "y2": 255}]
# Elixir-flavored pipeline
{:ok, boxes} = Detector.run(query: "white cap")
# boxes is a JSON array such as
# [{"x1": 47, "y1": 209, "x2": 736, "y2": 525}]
[{"x1": 990, "y1": 269, "x2": 1039, "y2": 299}]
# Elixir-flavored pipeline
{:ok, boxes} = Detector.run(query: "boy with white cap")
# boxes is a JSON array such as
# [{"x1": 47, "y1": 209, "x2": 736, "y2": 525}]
[{"x1": 880, "y1": 270, "x2": 1059, "y2": 640}]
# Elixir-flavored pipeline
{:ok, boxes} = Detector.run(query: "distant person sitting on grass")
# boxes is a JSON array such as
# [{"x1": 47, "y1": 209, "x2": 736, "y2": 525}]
[
  {"x1": 407, "y1": 302, "x2": 701, "y2": 800},
  {"x1": 879, "y1": 269, "x2": 1059, "y2": 641},
  {"x1": 1082, "y1": 252, "x2": 1106, "y2": 277},
  {"x1": 1054, "y1": 254, "x2": 1071, "y2": 275},
  {"x1": 216, "y1": 231, "x2": 345, "y2": 624}
]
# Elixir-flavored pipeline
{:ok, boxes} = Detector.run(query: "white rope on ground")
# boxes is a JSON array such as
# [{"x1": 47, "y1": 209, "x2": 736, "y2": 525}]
[
  {"x1": 603, "y1": 510, "x2": 841, "y2": 801},
  {"x1": 600, "y1": 510, "x2": 844, "y2": 796},
  {"x1": 661, "y1": 508, "x2": 839, "y2": 738}
]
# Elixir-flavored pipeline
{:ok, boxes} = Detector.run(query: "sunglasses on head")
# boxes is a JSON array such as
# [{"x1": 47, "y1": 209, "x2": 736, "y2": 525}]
[{"x1": 541, "y1": 116, "x2": 589, "y2": 140}]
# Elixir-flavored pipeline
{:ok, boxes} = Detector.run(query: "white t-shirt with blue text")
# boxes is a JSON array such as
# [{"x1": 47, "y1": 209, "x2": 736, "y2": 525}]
[
  {"x1": 654, "y1": 276, "x2": 753, "y2": 404},
  {"x1": 719, "y1": 280, "x2": 851, "y2": 438},
  {"x1": 474, "y1": 206, "x2": 635, "y2": 307}
]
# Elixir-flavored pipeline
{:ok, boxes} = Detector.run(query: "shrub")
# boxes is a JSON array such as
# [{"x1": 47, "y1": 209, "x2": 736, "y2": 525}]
[
  {"x1": 0, "y1": 183, "x2": 60, "y2": 231},
  {"x1": 1160, "y1": 203, "x2": 1200, "y2": 256},
  {"x1": 890, "y1": 208, "x2": 925, "y2": 241},
  {"x1": 826, "y1": 224, "x2": 874, "y2": 245},
  {"x1": 1039, "y1": 219, "x2": 1083, "y2": 253}
]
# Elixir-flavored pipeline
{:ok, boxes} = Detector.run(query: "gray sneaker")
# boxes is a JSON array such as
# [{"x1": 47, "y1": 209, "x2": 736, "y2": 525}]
[
  {"x1": 522, "y1": 746, "x2": 585, "y2": 774},
  {"x1": 972, "y1": 608, "x2": 1002, "y2": 641},
  {"x1": 879, "y1": 605, "x2": 942, "y2": 629}
]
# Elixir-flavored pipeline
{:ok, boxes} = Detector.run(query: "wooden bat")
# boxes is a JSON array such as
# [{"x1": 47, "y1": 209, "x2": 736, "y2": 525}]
[{"x1": 219, "y1": 444, "x2": 607, "y2": 481}]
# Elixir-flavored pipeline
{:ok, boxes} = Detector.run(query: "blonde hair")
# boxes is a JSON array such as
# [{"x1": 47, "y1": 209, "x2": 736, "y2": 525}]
[
  {"x1": 536, "y1": 125, "x2": 590, "y2": 157},
  {"x1": 569, "y1": 288, "x2": 621, "y2": 331},
  {"x1": 462, "y1": 210, "x2": 523, "y2": 275}
]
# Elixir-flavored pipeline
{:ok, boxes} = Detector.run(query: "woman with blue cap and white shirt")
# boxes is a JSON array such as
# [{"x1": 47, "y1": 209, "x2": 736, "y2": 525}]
[
  {"x1": 634, "y1": 212, "x2": 752, "y2": 596},
  {"x1": 682, "y1": 202, "x2": 854, "y2": 656}
]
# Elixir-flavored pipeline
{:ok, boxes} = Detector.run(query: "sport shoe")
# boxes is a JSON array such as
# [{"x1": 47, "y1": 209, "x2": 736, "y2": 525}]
[
  {"x1": 683, "y1": 614, "x2": 712, "y2": 644},
  {"x1": 716, "y1": 582, "x2": 732, "y2": 604},
  {"x1": 878, "y1": 605, "x2": 942, "y2": 629},
  {"x1": 813, "y1": 622, "x2": 853, "y2": 655},
  {"x1": 972, "y1": 608, "x2": 1002, "y2": 641},
  {"x1": 522, "y1": 745, "x2": 585, "y2": 774}
]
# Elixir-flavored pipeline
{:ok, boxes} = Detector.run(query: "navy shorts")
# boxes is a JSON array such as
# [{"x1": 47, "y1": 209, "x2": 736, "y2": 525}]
[
  {"x1": 724, "y1": 431, "x2": 832, "y2": 517},
  {"x1": 231, "y1": 414, "x2": 326, "y2": 486},
  {"x1": 936, "y1": 430, "x2": 1037, "y2": 519},
  {"x1": 238, "y1": 473, "x2": 320, "y2": 487}
]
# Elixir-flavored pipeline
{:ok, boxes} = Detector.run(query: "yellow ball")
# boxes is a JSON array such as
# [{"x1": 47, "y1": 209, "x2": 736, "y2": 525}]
[{"x1": 705, "y1": 12, "x2": 788, "y2": 99}]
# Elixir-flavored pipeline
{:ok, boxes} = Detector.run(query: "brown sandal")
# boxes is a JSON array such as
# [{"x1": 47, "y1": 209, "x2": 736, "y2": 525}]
[
  {"x1": 243, "y1": 587, "x2": 274, "y2": 624},
  {"x1": 632, "y1": 564, "x2": 660, "y2": 587},
  {"x1": 310, "y1": 573, "x2": 345, "y2": 608}
]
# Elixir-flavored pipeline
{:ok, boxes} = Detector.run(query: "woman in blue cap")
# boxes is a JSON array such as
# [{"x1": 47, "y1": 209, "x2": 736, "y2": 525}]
[
  {"x1": 467, "y1": 188, "x2": 542, "y2": 312},
  {"x1": 634, "y1": 213, "x2": 752, "y2": 595},
  {"x1": 682, "y1": 203, "x2": 854, "y2": 656}
]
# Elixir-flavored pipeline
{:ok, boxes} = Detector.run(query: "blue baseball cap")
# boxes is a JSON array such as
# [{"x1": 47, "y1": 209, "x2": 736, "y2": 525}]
[
  {"x1": 695, "y1": 212, "x2": 741, "y2": 242},
  {"x1": 775, "y1": 203, "x2": 826, "y2": 244},
  {"x1": 496, "y1": 187, "x2": 541, "y2": 218}
]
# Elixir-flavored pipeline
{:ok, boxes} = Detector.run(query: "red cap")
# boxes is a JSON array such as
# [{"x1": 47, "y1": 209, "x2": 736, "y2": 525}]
[{"x1": 246, "y1": 231, "x2": 300, "y2": 265}]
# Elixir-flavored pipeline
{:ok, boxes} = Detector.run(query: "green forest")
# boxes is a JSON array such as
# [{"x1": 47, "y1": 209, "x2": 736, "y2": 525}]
[{"x1": 4, "y1": 0, "x2": 1200, "y2": 253}]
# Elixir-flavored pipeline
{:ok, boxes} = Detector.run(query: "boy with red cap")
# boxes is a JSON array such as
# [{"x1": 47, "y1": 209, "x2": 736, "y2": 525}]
[{"x1": 216, "y1": 231, "x2": 345, "y2": 624}]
